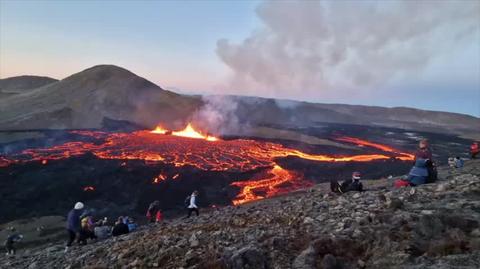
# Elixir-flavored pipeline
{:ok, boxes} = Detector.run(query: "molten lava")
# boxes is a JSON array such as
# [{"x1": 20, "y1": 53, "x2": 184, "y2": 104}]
[
  {"x1": 2, "y1": 129, "x2": 414, "y2": 205},
  {"x1": 151, "y1": 123, "x2": 218, "y2": 141},
  {"x1": 231, "y1": 165, "x2": 312, "y2": 205}
]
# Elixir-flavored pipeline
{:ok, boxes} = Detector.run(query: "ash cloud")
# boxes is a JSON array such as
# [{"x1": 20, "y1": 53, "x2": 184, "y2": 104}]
[{"x1": 216, "y1": 1, "x2": 480, "y2": 101}]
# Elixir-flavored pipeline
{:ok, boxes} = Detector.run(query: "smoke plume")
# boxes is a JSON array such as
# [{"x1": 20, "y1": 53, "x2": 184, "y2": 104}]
[
  {"x1": 216, "y1": 1, "x2": 479, "y2": 101},
  {"x1": 193, "y1": 95, "x2": 244, "y2": 135}
]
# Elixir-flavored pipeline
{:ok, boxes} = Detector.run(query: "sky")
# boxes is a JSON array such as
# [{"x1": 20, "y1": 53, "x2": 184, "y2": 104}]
[{"x1": 1, "y1": 0, "x2": 479, "y2": 116}]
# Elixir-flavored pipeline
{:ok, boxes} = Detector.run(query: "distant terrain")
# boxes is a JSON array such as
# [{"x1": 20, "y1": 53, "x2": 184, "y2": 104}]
[{"x1": 0, "y1": 65, "x2": 478, "y2": 140}]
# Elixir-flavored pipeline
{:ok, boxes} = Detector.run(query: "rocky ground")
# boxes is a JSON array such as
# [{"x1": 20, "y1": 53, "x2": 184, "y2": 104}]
[{"x1": 2, "y1": 160, "x2": 480, "y2": 269}]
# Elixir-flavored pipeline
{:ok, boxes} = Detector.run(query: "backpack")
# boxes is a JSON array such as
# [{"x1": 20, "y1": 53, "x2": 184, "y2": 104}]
[{"x1": 184, "y1": 196, "x2": 191, "y2": 207}]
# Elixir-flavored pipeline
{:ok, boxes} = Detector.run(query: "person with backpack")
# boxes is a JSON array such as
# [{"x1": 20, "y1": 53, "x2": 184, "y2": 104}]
[
  {"x1": 65, "y1": 202, "x2": 84, "y2": 252},
  {"x1": 186, "y1": 191, "x2": 199, "y2": 218},
  {"x1": 4, "y1": 228, "x2": 23, "y2": 255},
  {"x1": 454, "y1": 156, "x2": 464, "y2": 168},
  {"x1": 146, "y1": 201, "x2": 161, "y2": 223}
]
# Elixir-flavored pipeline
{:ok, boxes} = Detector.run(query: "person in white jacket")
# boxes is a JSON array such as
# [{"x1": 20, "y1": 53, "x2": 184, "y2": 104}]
[{"x1": 187, "y1": 190, "x2": 199, "y2": 218}]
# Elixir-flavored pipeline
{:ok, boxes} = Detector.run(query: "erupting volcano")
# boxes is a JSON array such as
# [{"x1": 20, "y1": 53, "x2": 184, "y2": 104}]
[{"x1": 1, "y1": 124, "x2": 414, "y2": 205}]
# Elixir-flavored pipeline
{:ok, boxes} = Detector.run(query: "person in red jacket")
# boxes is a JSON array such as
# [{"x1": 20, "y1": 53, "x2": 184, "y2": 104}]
[{"x1": 471, "y1": 142, "x2": 479, "y2": 159}]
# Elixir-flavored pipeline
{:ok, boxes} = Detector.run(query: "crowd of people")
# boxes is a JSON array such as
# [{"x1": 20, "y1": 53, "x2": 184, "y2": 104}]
[
  {"x1": 64, "y1": 202, "x2": 138, "y2": 252},
  {"x1": 4, "y1": 139, "x2": 478, "y2": 255}
]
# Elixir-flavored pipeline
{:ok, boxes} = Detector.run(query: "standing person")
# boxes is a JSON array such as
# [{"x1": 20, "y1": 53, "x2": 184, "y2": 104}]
[
  {"x1": 4, "y1": 228, "x2": 23, "y2": 255},
  {"x1": 471, "y1": 142, "x2": 479, "y2": 159},
  {"x1": 186, "y1": 191, "x2": 199, "y2": 218},
  {"x1": 65, "y1": 202, "x2": 84, "y2": 252},
  {"x1": 146, "y1": 201, "x2": 160, "y2": 223}
]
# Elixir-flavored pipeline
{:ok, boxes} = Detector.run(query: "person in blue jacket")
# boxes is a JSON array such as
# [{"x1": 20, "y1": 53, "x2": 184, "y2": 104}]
[
  {"x1": 65, "y1": 202, "x2": 84, "y2": 252},
  {"x1": 407, "y1": 159, "x2": 430, "y2": 186}
]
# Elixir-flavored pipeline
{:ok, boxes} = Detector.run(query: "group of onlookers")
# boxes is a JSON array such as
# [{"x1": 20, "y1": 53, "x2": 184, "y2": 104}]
[{"x1": 64, "y1": 202, "x2": 137, "y2": 252}]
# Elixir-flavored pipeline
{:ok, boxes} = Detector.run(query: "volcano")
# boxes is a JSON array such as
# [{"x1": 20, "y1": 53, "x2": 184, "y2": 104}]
[{"x1": 0, "y1": 65, "x2": 479, "y2": 224}]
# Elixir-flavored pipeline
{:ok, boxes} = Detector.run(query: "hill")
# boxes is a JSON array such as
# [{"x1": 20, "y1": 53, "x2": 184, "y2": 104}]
[
  {"x1": 1, "y1": 160, "x2": 479, "y2": 268},
  {"x1": 0, "y1": 65, "x2": 200, "y2": 130},
  {"x1": 0, "y1": 75, "x2": 57, "y2": 98},
  {"x1": 0, "y1": 65, "x2": 478, "y2": 139}
]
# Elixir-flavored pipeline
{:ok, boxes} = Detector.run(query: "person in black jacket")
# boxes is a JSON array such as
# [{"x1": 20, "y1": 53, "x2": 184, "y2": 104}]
[
  {"x1": 112, "y1": 217, "x2": 129, "y2": 237},
  {"x1": 331, "y1": 172, "x2": 363, "y2": 193}
]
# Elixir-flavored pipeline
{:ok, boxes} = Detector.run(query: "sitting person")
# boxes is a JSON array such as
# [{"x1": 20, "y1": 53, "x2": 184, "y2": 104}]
[
  {"x1": 331, "y1": 172, "x2": 363, "y2": 193},
  {"x1": 94, "y1": 218, "x2": 111, "y2": 240},
  {"x1": 112, "y1": 217, "x2": 129, "y2": 237},
  {"x1": 454, "y1": 156, "x2": 464, "y2": 168},
  {"x1": 414, "y1": 139, "x2": 437, "y2": 183},
  {"x1": 407, "y1": 158, "x2": 430, "y2": 186},
  {"x1": 78, "y1": 215, "x2": 97, "y2": 245},
  {"x1": 448, "y1": 157, "x2": 456, "y2": 168},
  {"x1": 127, "y1": 218, "x2": 138, "y2": 232}
]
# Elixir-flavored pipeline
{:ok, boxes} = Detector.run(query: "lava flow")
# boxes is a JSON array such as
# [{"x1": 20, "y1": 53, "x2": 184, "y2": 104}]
[{"x1": 2, "y1": 124, "x2": 414, "y2": 205}]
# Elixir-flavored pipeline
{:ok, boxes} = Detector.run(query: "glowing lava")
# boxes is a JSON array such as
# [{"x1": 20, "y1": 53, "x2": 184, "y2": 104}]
[
  {"x1": 231, "y1": 165, "x2": 312, "y2": 205},
  {"x1": 2, "y1": 130, "x2": 414, "y2": 205},
  {"x1": 151, "y1": 123, "x2": 218, "y2": 141},
  {"x1": 335, "y1": 136, "x2": 414, "y2": 161}
]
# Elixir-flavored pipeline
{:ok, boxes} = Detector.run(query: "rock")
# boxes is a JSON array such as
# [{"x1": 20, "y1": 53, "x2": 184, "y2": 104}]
[
  {"x1": 28, "y1": 262, "x2": 38, "y2": 269},
  {"x1": 292, "y1": 246, "x2": 316, "y2": 269},
  {"x1": 303, "y1": 217, "x2": 314, "y2": 224},
  {"x1": 386, "y1": 197, "x2": 403, "y2": 210},
  {"x1": 352, "y1": 193, "x2": 361, "y2": 199},
  {"x1": 357, "y1": 259, "x2": 366, "y2": 268},
  {"x1": 321, "y1": 254, "x2": 338, "y2": 269},
  {"x1": 229, "y1": 246, "x2": 266, "y2": 269},
  {"x1": 189, "y1": 234, "x2": 200, "y2": 247}
]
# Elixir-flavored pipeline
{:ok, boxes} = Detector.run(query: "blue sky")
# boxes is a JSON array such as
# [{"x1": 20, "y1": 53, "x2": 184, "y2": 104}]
[{"x1": 1, "y1": 0, "x2": 479, "y2": 116}]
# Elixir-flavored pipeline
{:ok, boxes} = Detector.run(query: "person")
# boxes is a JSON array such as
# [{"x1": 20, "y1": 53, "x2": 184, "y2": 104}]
[
  {"x1": 94, "y1": 218, "x2": 111, "y2": 240},
  {"x1": 4, "y1": 228, "x2": 23, "y2": 255},
  {"x1": 186, "y1": 191, "x2": 200, "y2": 218},
  {"x1": 454, "y1": 156, "x2": 464, "y2": 168},
  {"x1": 471, "y1": 142, "x2": 479, "y2": 159},
  {"x1": 330, "y1": 172, "x2": 363, "y2": 193},
  {"x1": 414, "y1": 139, "x2": 433, "y2": 161},
  {"x1": 414, "y1": 139, "x2": 437, "y2": 183},
  {"x1": 407, "y1": 159, "x2": 430, "y2": 186},
  {"x1": 112, "y1": 217, "x2": 129, "y2": 237},
  {"x1": 78, "y1": 215, "x2": 97, "y2": 245},
  {"x1": 127, "y1": 218, "x2": 138, "y2": 232},
  {"x1": 146, "y1": 201, "x2": 160, "y2": 223},
  {"x1": 65, "y1": 202, "x2": 84, "y2": 252},
  {"x1": 448, "y1": 157, "x2": 456, "y2": 168}
]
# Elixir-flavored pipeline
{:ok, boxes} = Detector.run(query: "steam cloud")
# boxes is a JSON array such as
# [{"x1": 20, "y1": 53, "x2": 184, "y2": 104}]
[
  {"x1": 193, "y1": 95, "x2": 243, "y2": 135},
  {"x1": 216, "y1": 1, "x2": 480, "y2": 101}
]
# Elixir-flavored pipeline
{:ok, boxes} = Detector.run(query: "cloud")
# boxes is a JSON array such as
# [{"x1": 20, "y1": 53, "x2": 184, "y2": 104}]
[{"x1": 216, "y1": 1, "x2": 480, "y2": 101}]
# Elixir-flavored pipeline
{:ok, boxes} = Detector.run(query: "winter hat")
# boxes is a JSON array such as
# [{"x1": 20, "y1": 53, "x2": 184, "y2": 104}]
[
  {"x1": 74, "y1": 202, "x2": 84, "y2": 210},
  {"x1": 352, "y1": 172, "x2": 361, "y2": 180}
]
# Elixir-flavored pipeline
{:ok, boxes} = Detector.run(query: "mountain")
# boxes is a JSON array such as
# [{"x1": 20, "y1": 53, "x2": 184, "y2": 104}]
[
  {"x1": 0, "y1": 65, "x2": 478, "y2": 138},
  {"x1": 0, "y1": 75, "x2": 58, "y2": 98},
  {"x1": 0, "y1": 65, "x2": 201, "y2": 130}
]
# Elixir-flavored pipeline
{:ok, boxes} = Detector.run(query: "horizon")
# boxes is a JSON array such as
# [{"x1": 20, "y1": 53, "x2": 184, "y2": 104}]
[{"x1": 1, "y1": 0, "x2": 479, "y2": 116}]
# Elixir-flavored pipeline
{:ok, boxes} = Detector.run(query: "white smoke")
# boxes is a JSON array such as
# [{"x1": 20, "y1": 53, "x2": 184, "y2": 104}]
[
  {"x1": 193, "y1": 95, "x2": 244, "y2": 135},
  {"x1": 216, "y1": 1, "x2": 480, "y2": 101}
]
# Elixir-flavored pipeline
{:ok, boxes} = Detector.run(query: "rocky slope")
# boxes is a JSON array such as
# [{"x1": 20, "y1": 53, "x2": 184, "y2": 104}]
[
  {"x1": 0, "y1": 75, "x2": 57, "y2": 98},
  {"x1": 2, "y1": 160, "x2": 479, "y2": 269}
]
